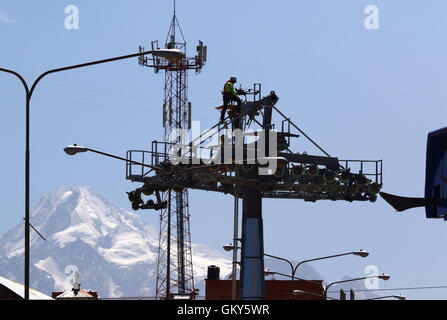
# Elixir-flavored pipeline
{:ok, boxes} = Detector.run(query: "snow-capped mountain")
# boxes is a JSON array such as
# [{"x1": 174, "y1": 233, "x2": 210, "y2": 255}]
[
  {"x1": 0, "y1": 186, "x2": 376, "y2": 300},
  {"x1": 0, "y1": 186, "x2": 231, "y2": 298}
]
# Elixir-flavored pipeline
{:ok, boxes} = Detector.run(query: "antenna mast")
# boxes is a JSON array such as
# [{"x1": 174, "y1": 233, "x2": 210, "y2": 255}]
[{"x1": 136, "y1": 0, "x2": 207, "y2": 299}]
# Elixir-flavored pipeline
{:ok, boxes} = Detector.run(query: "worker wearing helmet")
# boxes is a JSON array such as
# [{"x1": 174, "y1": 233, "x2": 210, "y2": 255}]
[{"x1": 220, "y1": 76, "x2": 242, "y2": 123}]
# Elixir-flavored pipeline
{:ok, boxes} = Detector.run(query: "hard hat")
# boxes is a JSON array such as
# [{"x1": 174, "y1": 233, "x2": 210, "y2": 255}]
[{"x1": 230, "y1": 76, "x2": 237, "y2": 83}]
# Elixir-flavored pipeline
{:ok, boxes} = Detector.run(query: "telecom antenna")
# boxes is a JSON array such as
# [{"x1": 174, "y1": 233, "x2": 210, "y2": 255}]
[{"x1": 133, "y1": 0, "x2": 207, "y2": 300}]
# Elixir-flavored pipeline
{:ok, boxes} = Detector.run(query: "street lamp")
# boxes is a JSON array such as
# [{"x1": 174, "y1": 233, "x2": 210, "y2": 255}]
[
  {"x1": 263, "y1": 270, "x2": 326, "y2": 299},
  {"x1": 224, "y1": 245, "x2": 369, "y2": 280},
  {"x1": 151, "y1": 49, "x2": 184, "y2": 62},
  {"x1": 368, "y1": 294, "x2": 405, "y2": 300},
  {"x1": 64, "y1": 144, "x2": 165, "y2": 172},
  {"x1": 63, "y1": 144, "x2": 88, "y2": 155},
  {"x1": 264, "y1": 250, "x2": 369, "y2": 280},
  {"x1": 324, "y1": 274, "x2": 390, "y2": 299},
  {"x1": 223, "y1": 243, "x2": 241, "y2": 300},
  {"x1": 353, "y1": 250, "x2": 370, "y2": 258},
  {"x1": 291, "y1": 250, "x2": 369, "y2": 275},
  {"x1": 264, "y1": 270, "x2": 323, "y2": 286},
  {"x1": 294, "y1": 290, "x2": 405, "y2": 301},
  {"x1": 266, "y1": 270, "x2": 392, "y2": 301},
  {"x1": 223, "y1": 244, "x2": 237, "y2": 252},
  {"x1": 263, "y1": 269, "x2": 276, "y2": 278},
  {"x1": 293, "y1": 289, "x2": 338, "y2": 300},
  {"x1": 0, "y1": 48, "x2": 183, "y2": 299}
]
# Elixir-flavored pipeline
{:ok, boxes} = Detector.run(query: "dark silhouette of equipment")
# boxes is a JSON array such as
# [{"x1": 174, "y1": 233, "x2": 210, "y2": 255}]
[
  {"x1": 207, "y1": 265, "x2": 220, "y2": 280},
  {"x1": 126, "y1": 82, "x2": 383, "y2": 299},
  {"x1": 127, "y1": 187, "x2": 167, "y2": 211},
  {"x1": 380, "y1": 126, "x2": 447, "y2": 220},
  {"x1": 379, "y1": 192, "x2": 429, "y2": 212}
]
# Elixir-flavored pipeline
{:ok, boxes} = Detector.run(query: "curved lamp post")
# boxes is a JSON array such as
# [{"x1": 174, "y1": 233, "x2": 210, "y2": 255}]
[
  {"x1": 223, "y1": 245, "x2": 368, "y2": 281},
  {"x1": 63, "y1": 144, "x2": 166, "y2": 173},
  {"x1": 264, "y1": 269, "x2": 325, "y2": 299},
  {"x1": 264, "y1": 250, "x2": 369, "y2": 280},
  {"x1": 293, "y1": 290, "x2": 405, "y2": 301},
  {"x1": 264, "y1": 270, "x2": 322, "y2": 286},
  {"x1": 223, "y1": 244, "x2": 369, "y2": 300},
  {"x1": 324, "y1": 274, "x2": 390, "y2": 299},
  {"x1": 293, "y1": 289, "x2": 338, "y2": 300},
  {"x1": 265, "y1": 269, "x2": 390, "y2": 300},
  {"x1": 368, "y1": 294, "x2": 405, "y2": 300},
  {"x1": 292, "y1": 250, "x2": 369, "y2": 274},
  {"x1": 0, "y1": 48, "x2": 183, "y2": 300}
]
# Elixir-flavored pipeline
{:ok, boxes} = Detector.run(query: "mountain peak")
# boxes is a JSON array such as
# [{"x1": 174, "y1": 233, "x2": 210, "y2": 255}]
[{"x1": 0, "y1": 186, "x2": 231, "y2": 297}]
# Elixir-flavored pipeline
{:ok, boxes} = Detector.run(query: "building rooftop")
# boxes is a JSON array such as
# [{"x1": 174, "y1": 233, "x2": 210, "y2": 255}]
[
  {"x1": 54, "y1": 288, "x2": 96, "y2": 299},
  {"x1": 0, "y1": 276, "x2": 53, "y2": 300}
]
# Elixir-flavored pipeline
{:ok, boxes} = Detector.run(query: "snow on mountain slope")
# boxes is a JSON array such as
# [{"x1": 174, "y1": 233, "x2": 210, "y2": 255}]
[{"x1": 0, "y1": 186, "x2": 231, "y2": 298}]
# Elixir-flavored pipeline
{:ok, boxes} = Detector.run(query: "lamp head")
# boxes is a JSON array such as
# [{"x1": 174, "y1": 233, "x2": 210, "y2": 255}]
[
  {"x1": 152, "y1": 49, "x2": 184, "y2": 62},
  {"x1": 64, "y1": 144, "x2": 87, "y2": 156},
  {"x1": 353, "y1": 250, "x2": 369, "y2": 258},
  {"x1": 378, "y1": 273, "x2": 390, "y2": 281},
  {"x1": 293, "y1": 290, "x2": 305, "y2": 296},
  {"x1": 264, "y1": 269, "x2": 276, "y2": 276},
  {"x1": 223, "y1": 244, "x2": 234, "y2": 252}
]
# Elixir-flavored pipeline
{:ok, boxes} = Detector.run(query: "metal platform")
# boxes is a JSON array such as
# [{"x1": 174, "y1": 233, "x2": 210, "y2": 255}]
[{"x1": 125, "y1": 86, "x2": 382, "y2": 205}]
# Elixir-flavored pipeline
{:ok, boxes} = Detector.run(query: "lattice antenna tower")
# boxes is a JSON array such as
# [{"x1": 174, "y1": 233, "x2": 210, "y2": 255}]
[{"x1": 138, "y1": 0, "x2": 207, "y2": 299}]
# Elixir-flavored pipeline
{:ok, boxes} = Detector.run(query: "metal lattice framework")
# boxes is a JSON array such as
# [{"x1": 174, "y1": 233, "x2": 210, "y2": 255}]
[
  {"x1": 135, "y1": 6, "x2": 206, "y2": 300},
  {"x1": 156, "y1": 188, "x2": 194, "y2": 298}
]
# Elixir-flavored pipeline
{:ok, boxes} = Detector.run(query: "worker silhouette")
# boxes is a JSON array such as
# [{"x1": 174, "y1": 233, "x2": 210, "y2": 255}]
[{"x1": 220, "y1": 76, "x2": 242, "y2": 124}]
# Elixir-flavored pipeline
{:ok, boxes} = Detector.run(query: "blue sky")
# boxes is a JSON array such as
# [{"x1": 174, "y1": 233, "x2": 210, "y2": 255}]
[{"x1": 1, "y1": 0, "x2": 447, "y2": 299}]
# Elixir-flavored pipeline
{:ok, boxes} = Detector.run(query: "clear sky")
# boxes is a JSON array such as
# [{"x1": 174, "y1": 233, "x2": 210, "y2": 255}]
[{"x1": 1, "y1": 0, "x2": 447, "y2": 299}]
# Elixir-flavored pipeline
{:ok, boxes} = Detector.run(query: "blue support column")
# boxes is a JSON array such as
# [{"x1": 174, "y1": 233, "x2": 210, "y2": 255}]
[{"x1": 240, "y1": 170, "x2": 265, "y2": 299}]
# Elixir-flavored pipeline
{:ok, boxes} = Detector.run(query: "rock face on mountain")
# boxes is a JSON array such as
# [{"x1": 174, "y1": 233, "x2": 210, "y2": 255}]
[{"x1": 0, "y1": 186, "x2": 231, "y2": 298}]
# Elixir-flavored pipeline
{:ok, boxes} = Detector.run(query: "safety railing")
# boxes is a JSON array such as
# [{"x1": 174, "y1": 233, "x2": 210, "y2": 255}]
[
  {"x1": 126, "y1": 140, "x2": 175, "y2": 180},
  {"x1": 126, "y1": 150, "x2": 154, "y2": 180},
  {"x1": 339, "y1": 159, "x2": 383, "y2": 184}
]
